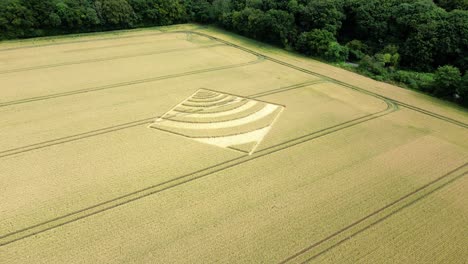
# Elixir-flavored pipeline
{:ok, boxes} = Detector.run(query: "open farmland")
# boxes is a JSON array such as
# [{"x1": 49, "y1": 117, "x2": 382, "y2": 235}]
[{"x1": 0, "y1": 24, "x2": 467, "y2": 263}]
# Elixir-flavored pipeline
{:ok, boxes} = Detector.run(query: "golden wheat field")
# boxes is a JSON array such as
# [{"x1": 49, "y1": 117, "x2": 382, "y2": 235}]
[{"x1": 0, "y1": 24, "x2": 467, "y2": 263}]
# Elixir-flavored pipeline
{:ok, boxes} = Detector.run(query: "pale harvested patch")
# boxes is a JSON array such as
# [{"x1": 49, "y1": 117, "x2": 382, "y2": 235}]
[
  {"x1": 161, "y1": 104, "x2": 279, "y2": 129},
  {"x1": 150, "y1": 89, "x2": 283, "y2": 154},
  {"x1": 0, "y1": 25, "x2": 466, "y2": 264},
  {"x1": 173, "y1": 100, "x2": 259, "y2": 119},
  {"x1": 194, "y1": 126, "x2": 270, "y2": 148},
  {"x1": 153, "y1": 107, "x2": 283, "y2": 138}
]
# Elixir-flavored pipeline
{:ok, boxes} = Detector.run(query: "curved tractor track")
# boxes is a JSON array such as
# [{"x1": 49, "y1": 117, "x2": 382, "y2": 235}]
[
  {"x1": 0, "y1": 30, "x2": 465, "y2": 252},
  {"x1": 177, "y1": 30, "x2": 467, "y2": 129}
]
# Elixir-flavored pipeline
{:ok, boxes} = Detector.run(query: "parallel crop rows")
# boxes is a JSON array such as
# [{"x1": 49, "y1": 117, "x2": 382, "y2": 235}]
[{"x1": 0, "y1": 30, "x2": 465, "y2": 259}]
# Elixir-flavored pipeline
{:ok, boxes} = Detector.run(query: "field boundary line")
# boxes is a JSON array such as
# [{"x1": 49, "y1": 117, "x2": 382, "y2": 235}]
[
  {"x1": 6, "y1": 30, "x2": 461, "y2": 250},
  {"x1": 63, "y1": 41, "x2": 156, "y2": 53},
  {"x1": 201, "y1": 87, "x2": 287, "y2": 108},
  {"x1": 0, "y1": 31, "x2": 171, "y2": 52},
  {"x1": 0, "y1": 102, "x2": 396, "y2": 247},
  {"x1": 279, "y1": 163, "x2": 468, "y2": 264},
  {"x1": 0, "y1": 26, "x2": 210, "y2": 52},
  {"x1": 250, "y1": 106, "x2": 284, "y2": 155},
  {"x1": 249, "y1": 80, "x2": 327, "y2": 98},
  {"x1": 180, "y1": 31, "x2": 468, "y2": 129},
  {"x1": 0, "y1": 118, "x2": 156, "y2": 158},
  {"x1": 0, "y1": 30, "x2": 400, "y2": 245},
  {"x1": 159, "y1": 89, "x2": 203, "y2": 119},
  {"x1": 397, "y1": 102, "x2": 468, "y2": 128},
  {"x1": 227, "y1": 146, "x2": 251, "y2": 154},
  {"x1": 0, "y1": 57, "x2": 264, "y2": 108},
  {"x1": 0, "y1": 80, "x2": 325, "y2": 158},
  {"x1": 151, "y1": 123, "x2": 272, "y2": 139},
  {"x1": 257, "y1": 102, "x2": 396, "y2": 154},
  {"x1": 2, "y1": 30, "x2": 465, "y2": 127},
  {"x1": 0, "y1": 44, "x2": 225, "y2": 74},
  {"x1": 150, "y1": 125, "x2": 249, "y2": 156}
]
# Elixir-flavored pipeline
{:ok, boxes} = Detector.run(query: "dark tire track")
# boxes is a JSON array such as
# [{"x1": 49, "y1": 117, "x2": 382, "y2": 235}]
[
  {"x1": 0, "y1": 80, "x2": 317, "y2": 158},
  {"x1": 3, "y1": 29, "x2": 466, "y2": 128},
  {"x1": 0, "y1": 26, "x2": 209, "y2": 52},
  {"x1": 182, "y1": 31, "x2": 468, "y2": 129},
  {"x1": 1, "y1": 30, "x2": 465, "y2": 252},
  {"x1": 63, "y1": 41, "x2": 155, "y2": 53},
  {"x1": 0, "y1": 56, "x2": 264, "y2": 108},
  {"x1": 0, "y1": 31, "x2": 179, "y2": 52},
  {"x1": 0, "y1": 44, "x2": 225, "y2": 74},
  {"x1": 0, "y1": 31, "x2": 399, "y2": 248},
  {"x1": 0, "y1": 101, "x2": 396, "y2": 247},
  {"x1": 279, "y1": 163, "x2": 468, "y2": 264},
  {"x1": 397, "y1": 102, "x2": 468, "y2": 128},
  {"x1": 0, "y1": 118, "x2": 156, "y2": 158}
]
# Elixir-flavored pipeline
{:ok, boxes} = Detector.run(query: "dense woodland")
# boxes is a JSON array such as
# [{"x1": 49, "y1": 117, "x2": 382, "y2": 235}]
[{"x1": 1, "y1": 0, "x2": 467, "y2": 106}]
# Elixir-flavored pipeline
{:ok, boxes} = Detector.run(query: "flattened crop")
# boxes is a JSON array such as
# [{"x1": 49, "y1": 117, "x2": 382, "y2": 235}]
[{"x1": 150, "y1": 89, "x2": 284, "y2": 154}]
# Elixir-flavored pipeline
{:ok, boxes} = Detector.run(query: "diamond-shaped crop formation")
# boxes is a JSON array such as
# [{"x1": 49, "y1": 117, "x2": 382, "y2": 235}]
[{"x1": 150, "y1": 89, "x2": 284, "y2": 155}]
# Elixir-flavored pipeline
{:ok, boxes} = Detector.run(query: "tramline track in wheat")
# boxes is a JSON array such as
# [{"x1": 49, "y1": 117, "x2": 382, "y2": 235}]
[
  {"x1": 0, "y1": 28, "x2": 466, "y2": 263},
  {"x1": 0, "y1": 98, "x2": 397, "y2": 247}
]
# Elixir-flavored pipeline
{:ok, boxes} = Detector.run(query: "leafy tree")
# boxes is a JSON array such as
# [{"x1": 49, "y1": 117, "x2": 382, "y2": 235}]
[
  {"x1": 264, "y1": 9, "x2": 295, "y2": 46},
  {"x1": 434, "y1": 0, "x2": 468, "y2": 11},
  {"x1": 324, "y1": 41, "x2": 349, "y2": 62},
  {"x1": 358, "y1": 55, "x2": 386, "y2": 76},
  {"x1": 435, "y1": 10, "x2": 468, "y2": 71},
  {"x1": 346, "y1": 39, "x2": 367, "y2": 61},
  {"x1": 457, "y1": 72, "x2": 468, "y2": 106},
  {"x1": 295, "y1": 0, "x2": 345, "y2": 34},
  {"x1": 392, "y1": 70, "x2": 434, "y2": 91},
  {"x1": 212, "y1": 0, "x2": 232, "y2": 19},
  {"x1": 286, "y1": 0, "x2": 299, "y2": 13},
  {"x1": 0, "y1": 0, "x2": 35, "y2": 39},
  {"x1": 0, "y1": 0, "x2": 467, "y2": 107},
  {"x1": 21, "y1": 0, "x2": 56, "y2": 29},
  {"x1": 432, "y1": 65, "x2": 462, "y2": 98},
  {"x1": 184, "y1": 0, "x2": 213, "y2": 23},
  {"x1": 55, "y1": 0, "x2": 100, "y2": 30},
  {"x1": 94, "y1": 0, "x2": 136, "y2": 28},
  {"x1": 295, "y1": 29, "x2": 335, "y2": 56},
  {"x1": 389, "y1": 1, "x2": 438, "y2": 70},
  {"x1": 345, "y1": 0, "x2": 395, "y2": 46},
  {"x1": 245, "y1": 0, "x2": 262, "y2": 9},
  {"x1": 394, "y1": 0, "x2": 443, "y2": 38},
  {"x1": 295, "y1": 29, "x2": 348, "y2": 62},
  {"x1": 144, "y1": 0, "x2": 187, "y2": 25},
  {"x1": 380, "y1": 45, "x2": 400, "y2": 68},
  {"x1": 400, "y1": 25, "x2": 437, "y2": 71},
  {"x1": 231, "y1": 8, "x2": 267, "y2": 38}
]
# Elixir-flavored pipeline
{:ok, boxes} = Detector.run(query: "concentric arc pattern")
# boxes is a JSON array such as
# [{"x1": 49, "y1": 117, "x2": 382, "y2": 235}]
[{"x1": 150, "y1": 89, "x2": 283, "y2": 155}]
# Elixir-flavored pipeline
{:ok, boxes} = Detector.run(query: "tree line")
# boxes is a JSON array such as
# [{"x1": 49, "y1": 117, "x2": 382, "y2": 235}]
[
  {"x1": 1, "y1": 0, "x2": 467, "y2": 106},
  {"x1": 0, "y1": 0, "x2": 188, "y2": 37}
]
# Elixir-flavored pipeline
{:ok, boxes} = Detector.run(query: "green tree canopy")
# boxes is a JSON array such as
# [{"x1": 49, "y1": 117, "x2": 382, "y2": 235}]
[
  {"x1": 0, "y1": 0, "x2": 35, "y2": 39},
  {"x1": 295, "y1": 0, "x2": 345, "y2": 34},
  {"x1": 434, "y1": 0, "x2": 468, "y2": 11},
  {"x1": 95, "y1": 0, "x2": 136, "y2": 27},
  {"x1": 432, "y1": 65, "x2": 462, "y2": 98},
  {"x1": 295, "y1": 29, "x2": 335, "y2": 56}
]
